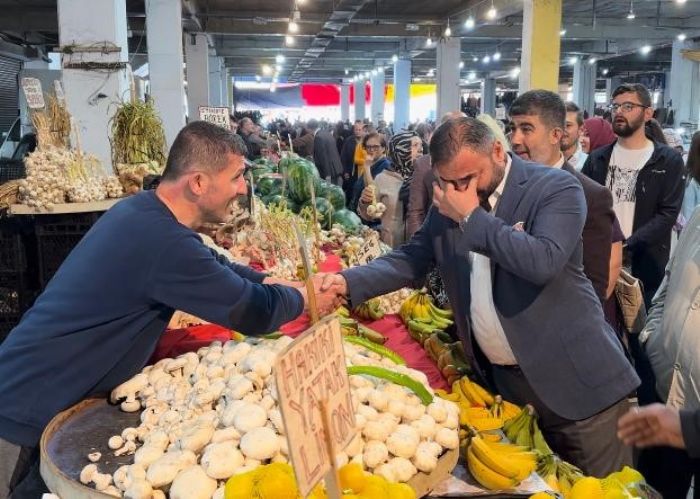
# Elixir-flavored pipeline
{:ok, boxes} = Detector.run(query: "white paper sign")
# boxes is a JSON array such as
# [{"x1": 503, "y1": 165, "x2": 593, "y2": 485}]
[
  {"x1": 198, "y1": 106, "x2": 231, "y2": 129},
  {"x1": 22, "y1": 77, "x2": 45, "y2": 109}
]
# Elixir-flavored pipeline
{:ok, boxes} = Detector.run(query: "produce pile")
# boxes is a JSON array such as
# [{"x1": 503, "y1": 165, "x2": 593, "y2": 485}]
[
  {"x1": 110, "y1": 98, "x2": 167, "y2": 194},
  {"x1": 83, "y1": 336, "x2": 459, "y2": 498},
  {"x1": 17, "y1": 146, "x2": 123, "y2": 210}
]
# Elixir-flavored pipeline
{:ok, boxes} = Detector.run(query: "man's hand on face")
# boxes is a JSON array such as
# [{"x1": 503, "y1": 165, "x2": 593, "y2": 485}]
[{"x1": 432, "y1": 177, "x2": 480, "y2": 224}]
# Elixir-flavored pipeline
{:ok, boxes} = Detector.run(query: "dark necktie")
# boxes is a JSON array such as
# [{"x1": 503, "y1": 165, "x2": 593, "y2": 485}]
[{"x1": 480, "y1": 198, "x2": 492, "y2": 213}]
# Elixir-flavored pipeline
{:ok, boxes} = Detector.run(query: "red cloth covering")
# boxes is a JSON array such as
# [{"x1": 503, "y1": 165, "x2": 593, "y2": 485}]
[{"x1": 152, "y1": 249, "x2": 448, "y2": 390}]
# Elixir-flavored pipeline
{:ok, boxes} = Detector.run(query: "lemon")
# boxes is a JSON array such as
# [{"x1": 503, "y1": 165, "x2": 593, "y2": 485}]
[
  {"x1": 359, "y1": 475, "x2": 390, "y2": 499},
  {"x1": 388, "y1": 482, "x2": 416, "y2": 499},
  {"x1": 224, "y1": 470, "x2": 257, "y2": 499},
  {"x1": 529, "y1": 493, "x2": 554, "y2": 499},
  {"x1": 570, "y1": 476, "x2": 605, "y2": 499},
  {"x1": 339, "y1": 463, "x2": 368, "y2": 493}
]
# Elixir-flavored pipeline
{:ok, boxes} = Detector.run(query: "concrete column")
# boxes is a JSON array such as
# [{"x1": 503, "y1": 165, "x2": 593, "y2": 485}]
[
  {"x1": 437, "y1": 37, "x2": 461, "y2": 117},
  {"x1": 146, "y1": 0, "x2": 185, "y2": 148},
  {"x1": 353, "y1": 79, "x2": 365, "y2": 121},
  {"x1": 226, "y1": 69, "x2": 233, "y2": 110},
  {"x1": 220, "y1": 64, "x2": 229, "y2": 109},
  {"x1": 208, "y1": 56, "x2": 222, "y2": 106},
  {"x1": 57, "y1": 0, "x2": 129, "y2": 172},
  {"x1": 340, "y1": 84, "x2": 350, "y2": 122},
  {"x1": 185, "y1": 33, "x2": 209, "y2": 121},
  {"x1": 519, "y1": 0, "x2": 562, "y2": 93},
  {"x1": 605, "y1": 76, "x2": 622, "y2": 104},
  {"x1": 481, "y1": 76, "x2": 496, "y2": 116},
  {"x1": 669, "y1": 40, "x2": 700, "y2": 127},
  {"x1": 370, "y1": 71, "x2": 385, "y2": 124},
  {"x1": 394, "y1": 58, "x2": 411, "y2": 131},
  {"x1": 573, "y1": 60, "x2": 596, "y2": 115}
]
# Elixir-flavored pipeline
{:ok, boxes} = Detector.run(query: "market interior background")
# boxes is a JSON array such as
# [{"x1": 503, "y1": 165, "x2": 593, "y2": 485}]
[{"x1": 0, "y1": 0, "x2": 699, "y2": 339}]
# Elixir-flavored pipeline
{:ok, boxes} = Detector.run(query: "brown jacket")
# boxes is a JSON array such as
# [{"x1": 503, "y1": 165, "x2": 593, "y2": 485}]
[{"x1": 406, "y1": 154, "x2": 434, "y2": 237}]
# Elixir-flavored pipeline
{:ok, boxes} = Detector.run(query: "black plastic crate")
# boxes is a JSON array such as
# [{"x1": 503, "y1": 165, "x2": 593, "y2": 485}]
[
  {"x1": 0, "y1": 232, "x2": 25, "y2": 273},
  {"x1": 0, "y1": 270, "x2": 31, "y2": 315},
  {"x1": 0, "y1": 159, "x2": 26, "y2": 183},
  {"x1": 0, "y1": 313, "x2": 21, "y2": 342},
  {"x1": 35, "y1": 212, "x2": 103, "y2": 287}
]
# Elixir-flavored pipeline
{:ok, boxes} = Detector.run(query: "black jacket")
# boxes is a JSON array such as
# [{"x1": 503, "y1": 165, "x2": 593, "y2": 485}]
[
  {"x1": 582, "y1": 141, "x2": 685, "y2": 305},
  {"x1": 563, "y1": 162, "x2": 614, "y2": 303},
  {"x1": 313, "y1": 130, "x2": 343, "y2": 180}
]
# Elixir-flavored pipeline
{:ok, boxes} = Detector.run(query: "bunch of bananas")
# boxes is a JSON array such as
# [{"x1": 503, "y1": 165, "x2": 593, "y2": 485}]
[
  {"x1": 399, "y1": 290, "x2": 454, "y2": 345},
  {"x1": 336, "y1": 307, "x2": 387, "y2": 344},
  {"x1": 467, "y1": 434, "x2": 538, "y2": 490},
  {"x1": 503, "y1": 405, "x2": 542, "y2": 450},
  {"x1": 429, "y1": 335, "x2": 473, "y2": 385},
  {"x1": 454, "y1": 376, "x2": 495, "y2": 407},
  {"x1": 352, "y1": 298, "x2": 385, "y2": 321},
  {"x1": 436, "y1": 378, "x2": 515, "y2": 435},
  {"x1": 537, "y1": 453, "x2": 584, "y2": 497}
]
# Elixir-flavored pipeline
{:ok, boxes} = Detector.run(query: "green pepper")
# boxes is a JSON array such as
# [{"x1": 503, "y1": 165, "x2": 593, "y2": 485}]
[
  {"x1": 343, "y1": 336, "x2": 406, "y2": 365},
  {"x1": 346, "y1": 365, "x2": 434, "y2": 405}
]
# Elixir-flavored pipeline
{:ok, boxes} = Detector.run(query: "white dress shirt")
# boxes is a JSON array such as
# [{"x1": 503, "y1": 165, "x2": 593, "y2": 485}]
[{"x1": 469, "y1": 155, "x2": 518, "y2": 366}]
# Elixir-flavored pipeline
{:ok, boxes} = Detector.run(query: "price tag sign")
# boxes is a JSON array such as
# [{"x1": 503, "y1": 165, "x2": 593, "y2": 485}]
[
  {"x1": 356, "y1": 235, "x2": 383, "y2": 265},
  {"x1": 21, "y1": 77, "x2": 45, "y2": 109},
  {"x1": 198, "y1": 106, "x2": 231, "y2": 129},
  {"x1": 274, "y1": 316, "x2": 356, "y2": 497},
  {"x1": 54, "y1": 80, "x2": 65, "y2": 104}
]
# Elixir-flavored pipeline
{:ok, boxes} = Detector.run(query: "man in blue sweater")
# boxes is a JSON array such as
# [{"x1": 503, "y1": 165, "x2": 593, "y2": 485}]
[{"x1": 0, "y1": 121, "x2": 335, "y2": 497}]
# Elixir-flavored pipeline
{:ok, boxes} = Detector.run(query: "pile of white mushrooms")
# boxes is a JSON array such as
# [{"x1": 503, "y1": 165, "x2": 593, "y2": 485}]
[{"x1": 83, "y1": 337, "x2": 459, "y2": 498}]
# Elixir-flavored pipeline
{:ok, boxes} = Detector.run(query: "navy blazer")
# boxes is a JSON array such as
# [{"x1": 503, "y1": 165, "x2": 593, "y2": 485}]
[{"x1": 342, "y1": 155, "x2": 639, "y2": 421}]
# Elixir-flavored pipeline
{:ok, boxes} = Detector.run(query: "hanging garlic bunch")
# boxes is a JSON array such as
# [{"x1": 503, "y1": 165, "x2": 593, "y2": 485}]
[
  {"x1": 364, "y1": 185, "x2": 387, "y2": 219},
  {"x1": 17, "y1": 146, "x2": 72, "y2": 210},
  {"x1": 103, "y1": 176, "x2": 124, "y2": 199},
  {"x1": 66, "y1": 177, "x2": 107, "y2": 203}
]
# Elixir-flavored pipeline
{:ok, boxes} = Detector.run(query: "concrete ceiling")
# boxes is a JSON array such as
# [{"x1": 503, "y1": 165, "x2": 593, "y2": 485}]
[{"x1": 1, "y1": 0, "x2": 698, "y2": 83}]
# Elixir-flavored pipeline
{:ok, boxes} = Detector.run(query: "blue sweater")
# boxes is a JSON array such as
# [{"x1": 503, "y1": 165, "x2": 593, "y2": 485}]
[{"x1": 0, "y1": 191, "x2": 304, "y2": 446}]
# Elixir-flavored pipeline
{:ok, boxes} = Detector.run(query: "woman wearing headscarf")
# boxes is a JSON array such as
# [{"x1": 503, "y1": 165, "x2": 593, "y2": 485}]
[
  {"x1": 581, "y1": 117, "x2": 617, "y2": 154},
  {"x1": 357, "y1": 131, "x2": 422, "y2": 247}
]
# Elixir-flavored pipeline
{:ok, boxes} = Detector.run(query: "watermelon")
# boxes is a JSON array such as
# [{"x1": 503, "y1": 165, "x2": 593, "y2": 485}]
[
  {"x1": 265, "y1": 194, "x2": 290, "y2": 209},
  {"x1": 333, "y1": 208, "x2": 362, "y2": 234},
  {"x1": 320, "y1": 183, "x2": 346, "y2": 211},
  {"x1": 287, "y1": 158, "x2": 321, "y2": 204},
  {"x1": 256, "y1": 174, "x2": 284, "y2": 197},
  {"x1": 303, "y1": 197, "x2": 334, "y2": 229},
  {"x1": 278, "y1": 153, "x2": 301, "y2": 176}
]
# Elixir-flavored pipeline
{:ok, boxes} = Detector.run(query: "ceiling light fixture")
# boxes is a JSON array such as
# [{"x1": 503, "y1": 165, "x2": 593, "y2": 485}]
[
  {"x1": 493, "y1": 51, "x2": 501, "y2": 61},
  {"x1": 640, "y1": 44, "x2": 652, "y2": 55},
  {"x1": 569, "y1": 56, "x2": 579, "y2": 65},
  {"x1": 459, "y1": 61, "x2": 464, "y2": 69},
  {"x1": 483, "y1": 55, "x2": 491, "y2": 64},
  {"x1": 285, "y1": 35, "x2": 294, "y2": 46},
  {"x1": 627, "y1": 0, "x2": 636, "y2": 19},
  {"x1": 392, "y1": 54, "x2": 399, "y2": 63},
  {"x1": 602, "y1": 68, "x2": 609, "y2": 75},
  {"x1": 262, "y1": 64, "x2": 272, "y2": 75},
  {"x1": 676, "y1": 0, "x2": 687, "y2": 4},
  {"x1": 678, "y1": 33, "x2": 687, "y2": 41},
  {"x1": 472, "y1": 55, "x2": 478, "y2": 62},
  {"x1": 589, "y1": 57, "x2": 597, "y2": 64},
  {"x1": 276, "y1": 54, "x2": 285, "y2": 64},
  {"x1": 444, "y1": 19, "x2": 452, "y2": 37},
  {"x1": 288, "y1": 20, "x2": 299, "y2": 33},
  {"x1": 344, "y1": 68, "x2": 349, "y2": 75},
  {"x1": 510, "y1": 67, "x2": 520, "y2": 79},
  {"x1": 378, "y1": 66, "x2": 385, "y2": 73},
  {"x1": 560, "y1": 29, "x2": 567, "y2": 36},
  {"x1": 464, "y1": 15, "x2": 475, "y2": 30},
  {"x1": 426, "y1": 35, "x2": 433, "y2": 47},
  {"x1": 468, "y1": 71, "x2": 476, "y2": 80},
  {"x1": 486, "y1": 0, "x2": 498, "y2": 20}
]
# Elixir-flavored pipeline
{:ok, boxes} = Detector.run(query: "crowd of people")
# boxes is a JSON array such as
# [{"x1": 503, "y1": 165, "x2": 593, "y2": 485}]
[{"x1": 2, "y1": 82, "x2": 700, "y2": 497}]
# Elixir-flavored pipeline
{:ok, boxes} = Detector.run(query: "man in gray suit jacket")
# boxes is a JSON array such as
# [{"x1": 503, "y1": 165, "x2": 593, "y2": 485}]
[{"x1": 320, "y1": 117, "x2": 639, "y2": 476}]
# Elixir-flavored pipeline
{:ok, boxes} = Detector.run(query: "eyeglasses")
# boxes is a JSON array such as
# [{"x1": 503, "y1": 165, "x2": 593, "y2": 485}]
[
  {"x1": 363, "y1": 144, "x2": 383, "y2": 151},
  {"x1": 608, "y1": 102, "x2": 648, "y2": 113}
]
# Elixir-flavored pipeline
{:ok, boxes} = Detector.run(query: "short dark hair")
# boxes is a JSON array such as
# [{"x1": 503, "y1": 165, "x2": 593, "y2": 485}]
[
  {"x1": 361, "y1": 132, "x2": 387, "y2": 149},
  {"x1": 612, "y1": 83, "x2": 652, "y2": 108},
  {"x1": 509, "y1": 90, "x2": 566, "y2": 130},
  {"x1": 565, "y1": 101, "x2": 584, "y2": 127},
  {"x1": 307, "y1": 119, "x2": 319, "y2": 131},
  {"x1": 429, "y1": 117, "x2": 495, "y2": 167},
  {"x1": 161, "y1": 121, "x2": 247, "y2": 181}
]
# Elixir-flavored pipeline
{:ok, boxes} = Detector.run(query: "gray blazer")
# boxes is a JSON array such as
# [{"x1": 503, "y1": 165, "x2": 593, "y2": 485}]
[{"x1": 342, "y1": 155, "x2": 639, "y2": 421}]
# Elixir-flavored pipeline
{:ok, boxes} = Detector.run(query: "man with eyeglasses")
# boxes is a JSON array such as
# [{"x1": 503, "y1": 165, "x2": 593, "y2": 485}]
[
  {"x1": 582, "y1": 84, "x2": 685, "y2": 308},
  {"x1": 319, "y1": 117, "x2": 639, "y2": 477}
]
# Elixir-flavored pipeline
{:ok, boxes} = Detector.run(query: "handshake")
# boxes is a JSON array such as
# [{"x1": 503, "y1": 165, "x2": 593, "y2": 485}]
[{"x1": 303, "y1": 273, "x2": 350, "y2": 316}]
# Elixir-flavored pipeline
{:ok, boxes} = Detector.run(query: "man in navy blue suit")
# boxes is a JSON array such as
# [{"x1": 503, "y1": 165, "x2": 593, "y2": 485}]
[{"x1": 321, "y1": 117, "x2": 639, "y2": 476}]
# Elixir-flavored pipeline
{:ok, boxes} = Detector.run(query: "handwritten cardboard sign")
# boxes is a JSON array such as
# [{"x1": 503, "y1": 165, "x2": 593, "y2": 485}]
[
  {"x1": 21, "y1": 77, "x2": 45, "y2": 109},
  {"x1": 274, "y1": 316, "x2": 356, "y2": 497},
  {"x1": 198, "y1": 106, "x2": 231, "y2": 129},
  {"x1": 356, "y1": 235, "x2": 383, "y2": 265}
]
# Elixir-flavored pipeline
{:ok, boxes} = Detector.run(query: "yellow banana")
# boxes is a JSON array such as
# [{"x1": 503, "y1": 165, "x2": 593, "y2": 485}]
[
  {"x1": 479, "y1": 431, "x2": 502, "y2": 443},
  {"x1": 467, "y1": 447, "x2": 518, "y2": 491},
  {"x1": 460, "y1": 378, "x2": 487, "y2": 407},
  {"x1": 472, "y1": 382, "x2": 495, "y2": 406},
  {"x1": 470, "y1": 436, "x2": 519, "y2": 479},
  {"x1": 469, "y1": 417, "x2": 504, "y2": 432},
  {"x1": 428, "y1": 301, "x2": 454, "y2": 319},
  {"x1": 435, "y1": 389, "x2": 461, "y2": 402}
]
